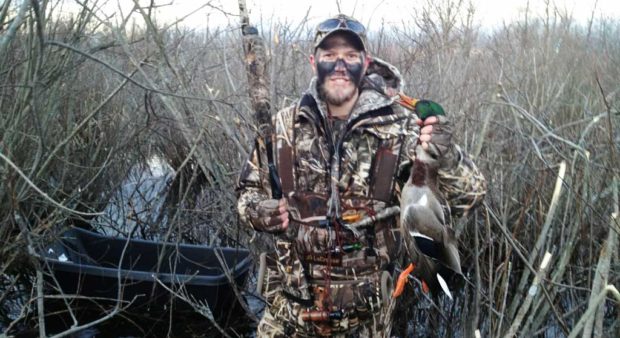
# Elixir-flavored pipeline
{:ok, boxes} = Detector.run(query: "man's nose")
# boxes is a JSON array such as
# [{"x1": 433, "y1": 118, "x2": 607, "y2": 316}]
[{"x1": 334, "y1": 58, "x2": 346, "y2": 71}]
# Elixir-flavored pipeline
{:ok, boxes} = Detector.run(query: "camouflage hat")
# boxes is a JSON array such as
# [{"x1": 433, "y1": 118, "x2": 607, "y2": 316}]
[{"x1": 313, "y1": 14, "x2": 368, "y2": 53}]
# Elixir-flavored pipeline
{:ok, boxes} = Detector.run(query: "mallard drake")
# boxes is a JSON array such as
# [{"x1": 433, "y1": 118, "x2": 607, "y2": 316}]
[
  {"x1": 393, "y1": 101, "x2": 463, "y2": 299},
  {"x1": 393, "y1": 146, "x2": 462, "y2": 299}
]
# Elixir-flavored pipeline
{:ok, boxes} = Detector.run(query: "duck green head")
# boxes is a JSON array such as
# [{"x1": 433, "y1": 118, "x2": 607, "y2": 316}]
[{"x1": 415, "y1": 100, "x2": 445, "y2": 120}]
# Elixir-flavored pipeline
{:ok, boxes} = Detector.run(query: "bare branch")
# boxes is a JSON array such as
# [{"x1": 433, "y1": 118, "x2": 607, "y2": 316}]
[{"x1": 0, "y1": 151, "x2": 103, "y2": 217}]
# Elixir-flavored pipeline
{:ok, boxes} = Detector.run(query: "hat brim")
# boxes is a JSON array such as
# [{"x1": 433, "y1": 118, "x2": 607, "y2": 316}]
[{"x1": 314, "y1": 29, "x2": 366, "y2": 52}]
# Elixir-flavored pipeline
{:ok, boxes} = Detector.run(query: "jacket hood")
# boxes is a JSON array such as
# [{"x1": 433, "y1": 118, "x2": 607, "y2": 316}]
[{"x1": 305, "y1": 57, "x2": 406, "y2": 122}]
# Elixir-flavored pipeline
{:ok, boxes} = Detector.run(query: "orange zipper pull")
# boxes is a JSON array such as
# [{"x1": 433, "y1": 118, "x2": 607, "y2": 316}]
[{"x1": 342, "y1": 213, "x2": 362, "y2": 223}]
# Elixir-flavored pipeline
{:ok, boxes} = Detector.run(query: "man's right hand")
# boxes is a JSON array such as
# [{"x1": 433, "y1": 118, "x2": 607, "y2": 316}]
[{"x1": 248, "y1": 198, "x2": 289, "y2": 233}]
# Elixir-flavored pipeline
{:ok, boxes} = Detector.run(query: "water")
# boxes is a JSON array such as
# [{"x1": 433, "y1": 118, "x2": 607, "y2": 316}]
[{"x1": 93, "y1": 156, "x2": 173, "y2": 238}]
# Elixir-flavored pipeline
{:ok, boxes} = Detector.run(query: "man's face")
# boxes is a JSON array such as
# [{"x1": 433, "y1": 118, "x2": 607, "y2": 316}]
[{"x1": 312, "y1": 34, "x2": 368, "y2": 106}]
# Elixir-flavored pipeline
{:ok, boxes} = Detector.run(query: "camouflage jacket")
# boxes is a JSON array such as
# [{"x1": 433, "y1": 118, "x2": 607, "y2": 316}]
[{"x1": 237, "y1": 58, "x2": 486, "y2": 315}]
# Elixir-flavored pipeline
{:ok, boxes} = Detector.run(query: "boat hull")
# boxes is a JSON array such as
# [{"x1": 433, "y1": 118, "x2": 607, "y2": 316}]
[{"x1": 42, "y1": 227, "x2": 252, "y2": 333}]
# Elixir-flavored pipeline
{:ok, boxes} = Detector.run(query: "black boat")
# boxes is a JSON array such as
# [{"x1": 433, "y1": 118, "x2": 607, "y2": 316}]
[{"x1": 41, "y1": 227, "x2": 252, "y2": 334}]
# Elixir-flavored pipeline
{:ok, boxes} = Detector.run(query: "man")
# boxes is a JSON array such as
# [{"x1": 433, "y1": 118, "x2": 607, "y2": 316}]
[{"x1": 237, "y1": 14, "x2": 486, "y2": 337}]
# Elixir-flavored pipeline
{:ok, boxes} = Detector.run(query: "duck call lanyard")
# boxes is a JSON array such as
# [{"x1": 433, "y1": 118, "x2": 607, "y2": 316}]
[{"x1": 323, "y1": 114, "x2": 348, "y2": 312}]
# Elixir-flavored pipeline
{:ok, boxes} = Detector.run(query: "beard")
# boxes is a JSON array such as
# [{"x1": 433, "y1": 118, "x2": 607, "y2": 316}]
[{"x1": 319, "y1": 81, "x2": 358, "y2": 106}]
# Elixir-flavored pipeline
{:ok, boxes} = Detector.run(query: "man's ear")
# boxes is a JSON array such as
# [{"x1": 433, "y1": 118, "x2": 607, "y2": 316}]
[
  {"x1": 309, "y1": 54, "x2": 317, "y2": 74},
  {"x1": 364, "y1": 54, "x2": 372, "y2": 69}
]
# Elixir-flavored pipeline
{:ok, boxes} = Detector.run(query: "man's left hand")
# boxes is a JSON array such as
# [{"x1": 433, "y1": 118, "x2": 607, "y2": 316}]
[{"x1": 417, "y1": 115, "x2": 454, "y2": 159}]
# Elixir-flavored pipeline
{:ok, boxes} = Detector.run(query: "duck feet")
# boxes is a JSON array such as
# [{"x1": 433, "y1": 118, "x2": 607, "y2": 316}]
[{"x1": 392, "y1": 263, "x2": 415, "y2": 298}]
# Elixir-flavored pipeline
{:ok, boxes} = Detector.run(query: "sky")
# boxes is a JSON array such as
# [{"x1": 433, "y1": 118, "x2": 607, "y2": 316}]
[
  {"x1": 225, "y1": 0, "x2": 619, "y2": 29},
  {"x1": 61, "y1": 0, "x2": 620, "y2": 31}
]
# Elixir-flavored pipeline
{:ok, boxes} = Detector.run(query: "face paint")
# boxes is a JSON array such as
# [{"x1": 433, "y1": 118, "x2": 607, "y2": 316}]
[{"x1": 316, "y1": 58, "x2": 364, "y2": 88}]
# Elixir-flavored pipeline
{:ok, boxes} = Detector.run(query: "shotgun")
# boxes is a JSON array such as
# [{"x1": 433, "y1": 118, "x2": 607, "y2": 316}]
[{"x1": 238, "y1": 0, "x2": 282, "y2": 199}]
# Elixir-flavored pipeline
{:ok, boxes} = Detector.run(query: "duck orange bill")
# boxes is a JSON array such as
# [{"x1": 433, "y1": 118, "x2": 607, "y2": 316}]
[
  {"x1": 397, "y1": 93, "x2": 419, "y2": 111},
  {"x1": 392, "y1": 263, "x2": 415, "y2": 298}
]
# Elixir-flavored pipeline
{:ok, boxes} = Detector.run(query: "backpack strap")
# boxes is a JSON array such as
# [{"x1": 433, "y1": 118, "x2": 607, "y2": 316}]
[
  {"x1": 367, "y1": 105, "x2": 406, "y2": 203},
  {"x1": 369, "y1": 141, "x2": 399, "y2": 202},
  {"x1": 276, "y1": 94, "x2": 317, "y2": 195},
  {"x1": 278, "y1": 142, "x2": 294, "y2": 194}
]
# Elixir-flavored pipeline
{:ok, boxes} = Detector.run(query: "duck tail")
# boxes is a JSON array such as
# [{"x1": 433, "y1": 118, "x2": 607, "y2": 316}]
[{"x1": 436, "y1": 273, "x2": 453, "y2": 300}]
